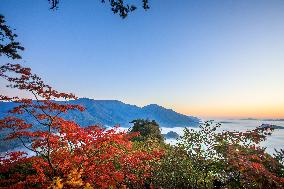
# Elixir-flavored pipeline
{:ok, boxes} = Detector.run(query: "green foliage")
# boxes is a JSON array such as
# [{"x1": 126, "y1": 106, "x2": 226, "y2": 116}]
[
  {"x1": 274, "y1": 149, "x2": 284, "y2": 165},
  {"x1": 150, "y1": 121, "x2": 284, "y2": 189},
  {"x1": 274, "y1": 149, "x2": 284, "y2": 177},
  {"x1": 150, "y1": 121, "x2": 223, "y2": 189},
  {"x1": 151, "y1": 144, "x2": 194, "y2": 188},
  {"x1": 128, "y1": 119, "x2": 164, "y2": 143},
  {"x1": 178, "y1": 121, "x2": 223, "y2": 188}
]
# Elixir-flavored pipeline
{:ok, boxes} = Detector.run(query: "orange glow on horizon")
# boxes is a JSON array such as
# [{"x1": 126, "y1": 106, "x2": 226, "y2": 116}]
[{"x1": 176, "y1": 105, "x2": 284, "y2": 119}]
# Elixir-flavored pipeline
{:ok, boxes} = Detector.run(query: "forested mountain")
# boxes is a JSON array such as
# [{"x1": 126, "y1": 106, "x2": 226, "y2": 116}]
[{"x1": 0, "y1": 98, "x2": 200, "y2": 128}]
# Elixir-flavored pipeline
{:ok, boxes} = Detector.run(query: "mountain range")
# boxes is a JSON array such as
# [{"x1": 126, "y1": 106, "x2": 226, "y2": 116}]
[{"x1": 0, "y1": 98, "x2": 200, "y2": 128}]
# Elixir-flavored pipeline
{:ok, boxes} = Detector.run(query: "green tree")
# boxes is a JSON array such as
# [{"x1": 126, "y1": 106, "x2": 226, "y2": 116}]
[
  {"x1": 150, "y1": 121, "x2": 284, "y2": 189},
  {"x1": 274, "y1": 149, "x2": 284, "y2": 178},
  {"x1": 179, "y1": 121, "x2": 284, "y2": 188},
  {"x1": 128, "y1": 119, "x2": 164, "y2": 143},
  {"x1": 151, "y1": 145, "x2": 194, "y2": 188}
]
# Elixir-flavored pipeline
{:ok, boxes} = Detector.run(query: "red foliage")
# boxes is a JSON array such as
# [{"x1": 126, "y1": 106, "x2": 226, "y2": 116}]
[
  {"x1": 0, "y1": 63, "x2": 163, "y2": 188},
  {"x1": 220, "y1": 129, "x2": 284, "y2": 188}
]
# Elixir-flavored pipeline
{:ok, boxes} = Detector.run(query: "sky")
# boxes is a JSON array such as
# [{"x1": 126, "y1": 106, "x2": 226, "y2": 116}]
[{"x1": 0, "y1": 0, "x2": 284, "y2": 119}]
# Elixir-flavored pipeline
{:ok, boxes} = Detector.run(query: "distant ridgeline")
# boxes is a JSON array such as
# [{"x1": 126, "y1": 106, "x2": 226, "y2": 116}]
[
  {"x1": 259, "y1": 124, "x2": 284, "y2": 130},
  {"x1": 0, "y1": 98, "x2": 200, "y2": 151},
  {"x1": 0, "y1": 98, "x2": 200, "y2": 128}
]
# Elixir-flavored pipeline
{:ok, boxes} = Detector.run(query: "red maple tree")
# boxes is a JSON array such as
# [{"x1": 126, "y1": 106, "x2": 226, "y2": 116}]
[{"x1": 0, "y1": 63, "x2": 163, "y2": 188}]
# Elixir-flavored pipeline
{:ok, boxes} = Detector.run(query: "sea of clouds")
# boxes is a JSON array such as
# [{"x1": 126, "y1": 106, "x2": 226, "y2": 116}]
[
  {"x1": 5, "y1": 119, "x2": 283, "y2": 157},
  {"x1": 161, "y1": 119, "x2": 284, "y2": 155}
]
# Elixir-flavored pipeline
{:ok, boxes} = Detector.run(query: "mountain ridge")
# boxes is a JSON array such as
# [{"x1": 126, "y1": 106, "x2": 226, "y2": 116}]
[{"x1": 0, "y1": 98, "x2": 200, "y2": 128}]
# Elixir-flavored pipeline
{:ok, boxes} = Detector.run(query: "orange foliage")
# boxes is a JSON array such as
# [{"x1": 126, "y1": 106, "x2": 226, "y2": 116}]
[{"x1": 0, "y1": 63, "x2": 163, "y2": 188}]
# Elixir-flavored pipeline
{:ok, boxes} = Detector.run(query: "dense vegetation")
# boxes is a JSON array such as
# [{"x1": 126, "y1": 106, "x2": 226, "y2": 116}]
[
  {"x1": 1, "y1": 7, "x2": 284, "y2": 188},
  {"x1": 0, "y1": 63, "x2": 284, "y2": 189}
]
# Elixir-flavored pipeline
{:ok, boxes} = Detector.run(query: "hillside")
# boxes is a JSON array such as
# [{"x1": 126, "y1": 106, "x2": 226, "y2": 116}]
[{"x1": 0, "y1": 98, "x2": 200, "y2": 128}]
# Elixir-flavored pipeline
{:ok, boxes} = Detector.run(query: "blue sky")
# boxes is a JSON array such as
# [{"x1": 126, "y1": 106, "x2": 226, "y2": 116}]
[{"x1": 1, "y1": 0, "x2": 284, "y2": 118}]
